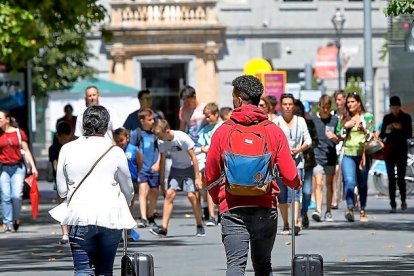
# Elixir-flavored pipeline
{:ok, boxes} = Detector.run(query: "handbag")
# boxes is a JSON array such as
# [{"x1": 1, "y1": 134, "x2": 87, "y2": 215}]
[
  {"x1": 16, "y1": 129, "x2": 32, "y2": 175},
  {"x1": 49, "y1": 145, "x2": 115, "y2": 222},
  {"x1": 364, "y1": 136, "x2": 384, "y2": 156}
]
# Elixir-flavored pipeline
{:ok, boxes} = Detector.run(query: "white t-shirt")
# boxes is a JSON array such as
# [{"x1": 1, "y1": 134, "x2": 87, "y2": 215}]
[
  {"x1": 75, "y1": 106, "x2": 122, "y2": 141},
  {"x1": 158, "y1": 130, "x2": 195, "y2": 169},
  {"x1": 273, "y1": 115, "x2": 311, "y2": 169}
]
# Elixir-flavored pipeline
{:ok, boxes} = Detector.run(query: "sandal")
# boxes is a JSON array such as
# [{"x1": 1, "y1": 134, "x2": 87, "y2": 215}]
[{"x1": 360, "y1": 210, "x2": 368, "y2": 222}]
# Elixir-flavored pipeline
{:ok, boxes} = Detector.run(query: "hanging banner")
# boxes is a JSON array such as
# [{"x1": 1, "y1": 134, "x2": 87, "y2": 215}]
[
  {"x1": 257, "y1": 71, "x2": 286, "y2": 100},
  {"x1": 0, "y1": 73, "x2": 26, "y2": 110},
  {"x1": 314, "y1": 45, "x2": 338, "y2": 79}
]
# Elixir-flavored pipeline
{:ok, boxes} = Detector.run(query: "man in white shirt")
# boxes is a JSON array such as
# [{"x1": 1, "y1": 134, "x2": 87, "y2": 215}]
[{"x1": 74, "y1": 86, "x2": 122, "y2": 141}]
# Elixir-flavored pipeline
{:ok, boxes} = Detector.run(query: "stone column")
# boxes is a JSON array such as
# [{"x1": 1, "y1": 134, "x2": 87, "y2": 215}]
[
  {"x1": 196, "y1": 41, "x2": 220, "y2": 104},
  {"x1": 109, "y1": 43, "x2": 127, "y2": 85}
]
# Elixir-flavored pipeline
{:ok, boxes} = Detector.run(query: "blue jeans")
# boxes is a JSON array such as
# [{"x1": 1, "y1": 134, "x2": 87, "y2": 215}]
[
  {"x1": 221, "y1": 207, "x2": 278, "y2": 276},
  {"x1": 69, "y1": 225, "x2": 122, "y2": 276},
  {"x1": 277, "y1": 168, "x2": 303, "y2": 204},
  {"x1": 0, "y1": 164, "x2": 25, "y2": 229},
  {"x1": 341, "y1": 155, "x2": 368, "y2": 209},
  {"x1": 301, "y1": 168, "x2": 313, "y2": 214}
]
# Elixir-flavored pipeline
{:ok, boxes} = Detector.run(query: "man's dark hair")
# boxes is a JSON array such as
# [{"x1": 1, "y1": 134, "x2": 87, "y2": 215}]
[
  {"x1": 64, "y1": 104, "x2": 73, "y2": 113},
  {"x1": 85, "y1": 85, "x2": 99, "y2": 93},
  {"x1": 82, "y1": 105, "x2": 110, "y2": 136},
  {"x1": 179, "y1": 85, "x2": 196, "y2": 100},
  {"x1": 232, "y1": 75, "x2": 264, "y2": 106},
  {"x1": 267, "y1": 95, "x2": 277, "y2": 108},
  {"x1": 56, "y1": 121, "x2": 72, "y2": 136},
  {"x1": 138, "y1": 89, "x2": 151, "y2": 99}
]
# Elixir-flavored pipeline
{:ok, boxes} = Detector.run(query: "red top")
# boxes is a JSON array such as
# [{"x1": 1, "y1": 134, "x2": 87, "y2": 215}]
[
  {"x1": 0, "y1": 129, "x2": 28, "y2": 164},
  {"x1": 205, "y1": 104, "x2": 301, "y2": 213}
]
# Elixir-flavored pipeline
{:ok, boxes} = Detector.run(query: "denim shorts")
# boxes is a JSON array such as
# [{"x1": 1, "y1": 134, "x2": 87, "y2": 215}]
[
  {"x1": 168, "y1": 166, "x2": 196, "y2": 192},
  {"x1": 138, "y1": 173, "x2": 160, "y2": 189},
  {"x1": 313, "y1": 164, "x2": 335, "y2": 176},
  {"x1": 277, "y1": 168, "x2": 303, "y2": 204}
]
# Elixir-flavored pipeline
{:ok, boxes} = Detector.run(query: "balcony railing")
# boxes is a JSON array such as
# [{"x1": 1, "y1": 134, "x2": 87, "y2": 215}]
[{"x1": 110, "y1": 0, "x2": 220, "y2": 28}]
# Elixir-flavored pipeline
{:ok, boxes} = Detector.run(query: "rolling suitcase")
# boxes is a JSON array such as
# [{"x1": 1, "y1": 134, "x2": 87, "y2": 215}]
[
  {"x1": 121, "y1": 229, "x2": 155, "y2": 276},
  {"x1": 291, "y1": 189, "x2": 323, "y2": 276}
]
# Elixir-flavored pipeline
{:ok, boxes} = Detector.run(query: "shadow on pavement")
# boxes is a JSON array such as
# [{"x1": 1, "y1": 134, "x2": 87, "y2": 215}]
[
  {"x1": 0, "y1": 236, "x2": 73, "y2": 273},
  {"x1": 267, "y1": 253, "x2": 414, "y2": 275}
]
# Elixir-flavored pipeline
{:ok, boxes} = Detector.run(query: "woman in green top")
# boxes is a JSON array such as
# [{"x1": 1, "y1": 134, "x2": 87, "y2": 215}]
[{"x1": 336, "y1": 92, "x2": 375, "y2": 222}]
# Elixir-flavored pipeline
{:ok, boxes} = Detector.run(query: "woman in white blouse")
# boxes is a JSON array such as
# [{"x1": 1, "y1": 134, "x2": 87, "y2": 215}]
[{"x1": 52, "y1": 105, "x2": 135, "y2": 275}]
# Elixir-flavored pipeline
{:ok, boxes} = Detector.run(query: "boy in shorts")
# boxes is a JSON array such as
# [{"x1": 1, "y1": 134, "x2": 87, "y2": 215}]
[
  {"x1": 197, "y1": 103, "x2": 222, "y2": 226},
  {"x1": 149, "y1": 119, "x2": 205, "y2": 237},
  {"x1": 132, "y1": 108, "x2": 160, "y2": 228}
]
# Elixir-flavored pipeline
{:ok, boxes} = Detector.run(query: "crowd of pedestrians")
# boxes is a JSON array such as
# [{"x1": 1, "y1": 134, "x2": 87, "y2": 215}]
[{"x1": 0, "y1": 76, "x2": 412, "y2": 275}]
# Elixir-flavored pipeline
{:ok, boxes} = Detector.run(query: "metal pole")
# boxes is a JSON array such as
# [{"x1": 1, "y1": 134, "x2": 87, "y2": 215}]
[
  {"x1": 364, "y1": 0, "x2": 374, "y2": 114},
  {"x1": 337, "y1": 40, "x2": 342, "y2": 91},
  {"x1": 27, "y1": 60, "x2": 33, "y2": 147}
]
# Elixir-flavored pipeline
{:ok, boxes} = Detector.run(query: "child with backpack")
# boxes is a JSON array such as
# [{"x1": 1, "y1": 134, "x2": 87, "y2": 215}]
[
  {"x1": 113, "y1": 127, "x2": 143, "y2": 213},
  {"x1": 149, "y1": 119, "x2": 205, "y2": 237},
  {"x1": 197, "y1": 103, "x2": 223, "y2": 226},
  {"x1": 130, "y1": 108, "x2": 160, "y2": 228}
]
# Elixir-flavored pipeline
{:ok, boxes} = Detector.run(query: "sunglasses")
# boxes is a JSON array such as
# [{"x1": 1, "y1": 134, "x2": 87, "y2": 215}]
[
  {"x1": 280, "y1": 93, "x2": 294, "y2": 100},
  {"x1": 142, "y1": 97, "x2": 152, "y2": 102}
]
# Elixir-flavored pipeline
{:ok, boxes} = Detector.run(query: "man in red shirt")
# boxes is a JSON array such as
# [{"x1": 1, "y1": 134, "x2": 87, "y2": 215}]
[{"x1": 205, "y1": 75, "x2": 301, "y2": 275}]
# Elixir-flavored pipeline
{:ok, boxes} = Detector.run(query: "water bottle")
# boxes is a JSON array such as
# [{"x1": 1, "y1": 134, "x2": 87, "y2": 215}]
[{"x1": 130, "y1": 229, "x2": 141, "y2": 241}]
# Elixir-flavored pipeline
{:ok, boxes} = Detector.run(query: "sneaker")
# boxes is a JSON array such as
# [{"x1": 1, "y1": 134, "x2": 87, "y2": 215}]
[
  {"x1": 312, "y1": 211, "x2": 322, "y2": 222},
  {"x1": 205, "y1": 217, "x2": 217, "y2": 227},
  {"x1": 345, "y1": 208, "x2": 354, "y2": 222},
  {"x1": 280, "y1": 225, "x2": 290, "y2": 235},
  {"x1": 360, "y1": 210, "x2": 368, "y2": 222},
  {"x1": 324, "y1": 211, "x2": 333, "y2": 222},
  {"x1": 13, "y1": 220, "x2": 20, "y2": 232},
  {"x1": 149, "y1": 226, "x2": 167, "y2": 237},
  {"x1": 60, "y1": 234, "x2": 69, "y2": 245},
  {"x1": 401, "y1": 201, "x2": 407, "y2": 211},
  {"x1": 301, "y1": 213, "x2": 309, "y2": 229},
  {"x1": 331, "y1": 204, "x2": 339, "y2": 210},
  {"x1": 148, "y1": 216, "x2": 157, "y2": 227},
  {"x1": 294, "y1": 225, "x2": 301, "y2": 236},
  {"x1": 196, "y1": 225, "x2": 206, "y2": 237},
  {"x1": 390, "y1": 207, "x2": 397, "y2": 213},
  {"x1": 138, "y1": 219, "x2": 149, "y2": 228}
]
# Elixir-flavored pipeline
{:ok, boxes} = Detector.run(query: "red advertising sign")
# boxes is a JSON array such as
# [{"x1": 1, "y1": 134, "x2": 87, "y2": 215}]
[{"x1": 314, "y1": 45, "x2": 338, "y2": 79}]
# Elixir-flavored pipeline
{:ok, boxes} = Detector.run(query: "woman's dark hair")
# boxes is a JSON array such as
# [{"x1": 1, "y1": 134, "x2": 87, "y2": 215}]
[
  {"x1": 0, "y1": 110, "x2": 19, "y2": 127},
  {"x1": 342, "y1": 92, "x2": 366, "y2": 125},
  {"x1": 82, "y1": 105, "x2": 110, "y2": 136},
  {"x1": 294, "y1": 99, "x2": 305, "y2": 117}
]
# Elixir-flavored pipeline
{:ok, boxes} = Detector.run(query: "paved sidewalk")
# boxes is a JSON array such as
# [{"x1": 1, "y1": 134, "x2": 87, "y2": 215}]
[{"x1": 0, "y1": 181, "x2": 413, "y2": 275}]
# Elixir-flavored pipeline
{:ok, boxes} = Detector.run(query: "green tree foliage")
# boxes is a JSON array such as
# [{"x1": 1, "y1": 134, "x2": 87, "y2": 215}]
[
  {"x1": 0, "y1": 0, "x2": 106, "y2": 97},
  {"x1": 385, "y1": 0, "x2": 414, "y2": 16}
]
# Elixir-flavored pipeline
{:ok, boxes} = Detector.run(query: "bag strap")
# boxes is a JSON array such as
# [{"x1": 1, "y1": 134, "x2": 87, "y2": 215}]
[
  {"x1": 16, "y1": 129, "x2": 23, "y2": 149},
  {"x1": 67, "y1": 145, "x2": 116, "y2": 205}
]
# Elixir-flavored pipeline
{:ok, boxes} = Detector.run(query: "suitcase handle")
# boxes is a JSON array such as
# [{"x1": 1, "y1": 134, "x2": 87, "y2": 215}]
[
  {"x1": 291, "y1": 188, "x2": 296, "y2": 276},
  {"x1": 123, "y1": 229, "x2": 128, "y2": 256}
]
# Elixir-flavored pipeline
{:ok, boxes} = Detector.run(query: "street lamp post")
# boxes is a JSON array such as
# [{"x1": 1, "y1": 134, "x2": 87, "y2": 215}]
[{"x1": 331, "y1": 8, "x2": 345, "y2": 91}]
